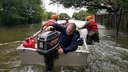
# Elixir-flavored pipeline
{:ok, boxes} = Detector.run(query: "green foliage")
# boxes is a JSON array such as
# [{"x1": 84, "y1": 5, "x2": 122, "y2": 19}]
[
  {"x1": 72, "y1": 10, "x2": 92, "y2": 21},
  {"x1": 72, "y1": 12, "x2": 79, "y2": 20},
  {"x1": 42, "y1": 12, "x2": 70, "y2": 20},
  {"x1": 59, "y1": 13, "x2": 70, "y2": 20},
  {"x1": 50, "y1": 0, "x2": 128, "y2": 12},
  {"x1": 41, "y1": 11, "x2": 58, "y2": 20},
  {"x1": 114, "y1": 0, "x2": 128, "y2": 11},
  {"x1": 46, "y1": 12, "x2": 55, "y2": 19},
  {"x1": 0, "y1": 0, "x2": 45, "y2": 25}
]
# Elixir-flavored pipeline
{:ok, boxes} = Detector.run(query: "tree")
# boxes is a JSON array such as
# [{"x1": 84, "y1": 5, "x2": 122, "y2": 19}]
[
  {"x1": 50, "y1": 0, "x2": 128, "y2": 36},
  {"x1": 59, "y1": 13, "x2": 70, "y2": 20},
  {"x1": 0, "y1": 0, "x2": 45, "y2": 25},
  {"x1": 72, "y1": 12, "x2": 78, "y2": 20},
  {"x1": 46, "y1": 11, "x2": 55, "y2": 19},
  {"x1": 41, "y1": 11, "x2": 58, "y2": 21},
  {"x1": 72, "y1": 10, "x2": 92, "y2": 20},
  {"x1": 50, "y1": 0, "x2": 121, "y2": 13}
]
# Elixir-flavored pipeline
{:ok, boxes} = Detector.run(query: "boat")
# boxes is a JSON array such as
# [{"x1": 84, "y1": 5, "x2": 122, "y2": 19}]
[{"x1": 16, "y1": 28, "x2": 90, "y2": 66}]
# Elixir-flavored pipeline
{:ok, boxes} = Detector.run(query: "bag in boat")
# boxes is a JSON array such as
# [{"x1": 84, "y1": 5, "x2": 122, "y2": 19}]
[{"x1": 77, "y1": 37, "x2": 83, "y2": 46}]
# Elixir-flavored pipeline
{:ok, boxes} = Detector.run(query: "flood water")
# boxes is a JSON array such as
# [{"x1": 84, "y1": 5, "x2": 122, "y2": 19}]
[
  {"x1": 85, "y1": 25, "x2": 128, "y2": 72},
  {"x1": 0, "y1": 21, "x2": 128, "y2": 72}
]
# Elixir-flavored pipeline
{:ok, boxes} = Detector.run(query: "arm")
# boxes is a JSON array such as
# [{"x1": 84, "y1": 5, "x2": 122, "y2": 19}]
[
  {"x1": 80, "y1": 21, "x2": 90, "y2": 29},
  {"x1": 51, "y1": 23, "x2": 66, "y2": 33},
  {"x1": 45, "y1": 23, "x2": 66, "y2": 33}
]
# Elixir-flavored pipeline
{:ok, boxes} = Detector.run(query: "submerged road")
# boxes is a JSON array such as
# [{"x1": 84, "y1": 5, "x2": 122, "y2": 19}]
[{"x1": 0, "y1": 20, "x2": 128, "y2": 72}]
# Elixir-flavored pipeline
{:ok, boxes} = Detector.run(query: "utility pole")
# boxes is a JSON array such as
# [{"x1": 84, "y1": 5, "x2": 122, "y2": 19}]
[{"x1": 57, "y1": 2, "x2": 59, "y2": 15}]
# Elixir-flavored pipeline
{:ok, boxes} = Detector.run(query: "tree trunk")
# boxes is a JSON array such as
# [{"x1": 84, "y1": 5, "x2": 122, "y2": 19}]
[{"x1": 116, "y1": 9, "x2": 123, "y2": 36}]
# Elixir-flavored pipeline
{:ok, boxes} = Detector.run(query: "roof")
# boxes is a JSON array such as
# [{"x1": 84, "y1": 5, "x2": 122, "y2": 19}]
[{"x1": 96, "y1": 9, "x2": 108, "y2": 15}]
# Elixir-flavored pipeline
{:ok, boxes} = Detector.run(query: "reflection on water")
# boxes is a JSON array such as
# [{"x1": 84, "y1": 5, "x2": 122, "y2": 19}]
[
  {"x1": 0, "y1": 24, "x2": 41, "y2": 43},
  {"x1": 0, "y1": 22, "x2": 128, "y2": 72}
]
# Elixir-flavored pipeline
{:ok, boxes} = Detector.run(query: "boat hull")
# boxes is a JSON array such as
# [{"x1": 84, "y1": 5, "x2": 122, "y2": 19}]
[{"x1": 18, "y1": 46, "x2": 89, "y2": 66}]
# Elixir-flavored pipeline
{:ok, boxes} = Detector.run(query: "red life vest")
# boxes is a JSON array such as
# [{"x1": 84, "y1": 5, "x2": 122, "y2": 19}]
[
  {"x1": 46, "y1": 19, "x2": 56, "y2": 26},
  {"x1": 86, "y1": 19, "x2": 98, "y2": 32}
]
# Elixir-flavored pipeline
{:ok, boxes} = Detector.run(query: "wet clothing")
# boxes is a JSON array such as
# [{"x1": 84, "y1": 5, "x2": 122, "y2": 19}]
[
  {"x1": 83, "y1": 20, "x2": 98, "y2": 32},
  {"x1": 81, "y1": 19, "x2": 99, "y2": 44},
  {"x1": 52, "y1": 23, "x2": 80, "y2": 53},
  {"x1": 86, "y1": 31, "x2": 99, "y2": 44}
]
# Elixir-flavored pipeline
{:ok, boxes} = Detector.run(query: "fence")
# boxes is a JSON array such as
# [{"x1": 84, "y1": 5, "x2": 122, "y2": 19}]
[{"x1": 95, "y1": 12, "x2": 128, "y2": 33}]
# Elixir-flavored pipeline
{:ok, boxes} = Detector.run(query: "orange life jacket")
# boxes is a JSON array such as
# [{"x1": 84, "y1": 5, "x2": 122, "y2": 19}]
[
  {"x1": 86, "y1": 19, "x2": 98, "y2": 32},
  {"x1": 46, "y1": 19, "x2": 56, "y2": 26}
]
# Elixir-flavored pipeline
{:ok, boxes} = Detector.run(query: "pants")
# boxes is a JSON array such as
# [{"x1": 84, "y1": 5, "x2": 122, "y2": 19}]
[
  {"x1": 44, "y1": 49, "x2": 58, "y2": 72},
  {"x1": 86, "y1": 31, "x2": 99, "y2": 44}
]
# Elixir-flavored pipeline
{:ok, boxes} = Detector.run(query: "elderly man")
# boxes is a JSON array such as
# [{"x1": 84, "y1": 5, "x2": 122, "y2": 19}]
[
  {"x1": 45, "y1": 23, "x2": 80, "y2": 54},
  {"x1": 44, "y1": 23, "x2": 80, "y2": 72}
]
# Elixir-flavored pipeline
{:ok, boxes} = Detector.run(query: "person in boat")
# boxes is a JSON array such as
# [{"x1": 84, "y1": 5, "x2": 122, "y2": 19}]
[
  {"x1": 61, "y1": 18, "x2": 69, "y2": 27},
  {"x1": 65, "y1": 18, "x2": 69, "y2": 24},
  {"x1": 41, "y1": 14, "x2": 59, "y2": 31},
  {"x1": 80, "y1": 15, "x2": 99, "y2": 44},
  {"x1": 45, "y1": 23, "x2": 80, "y2": 54}
]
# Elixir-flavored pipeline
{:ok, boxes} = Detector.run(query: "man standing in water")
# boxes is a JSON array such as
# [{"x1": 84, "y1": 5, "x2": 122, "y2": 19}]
[
  {"x1": 80, "y1": 15, "x2": 99, "y2": 44},
  {"x1": 45, "y1": 23, "x2": 80, "y2": 71}
]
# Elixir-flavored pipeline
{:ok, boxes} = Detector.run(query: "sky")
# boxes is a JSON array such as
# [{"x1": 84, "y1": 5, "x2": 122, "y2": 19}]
[{"x1": 43, "y1": 0, "x2": 75, "y2": 17}]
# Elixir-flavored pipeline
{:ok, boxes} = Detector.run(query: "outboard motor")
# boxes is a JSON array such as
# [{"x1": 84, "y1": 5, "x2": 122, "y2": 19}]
[
  {"x1": 37, "y1": 31, "x2": 59, "y2": 71},
  {"x1": 37, "y1": 31, "x2": 59, "y2": 55}
]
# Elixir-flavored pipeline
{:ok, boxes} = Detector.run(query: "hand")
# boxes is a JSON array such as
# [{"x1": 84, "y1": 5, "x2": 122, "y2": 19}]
[
  {"x1": 58, "y1": 48, "x2": 64, "y2": 54},
  {"x1": 44, "y1": 26, "x2": 53, "y2": 31}
]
